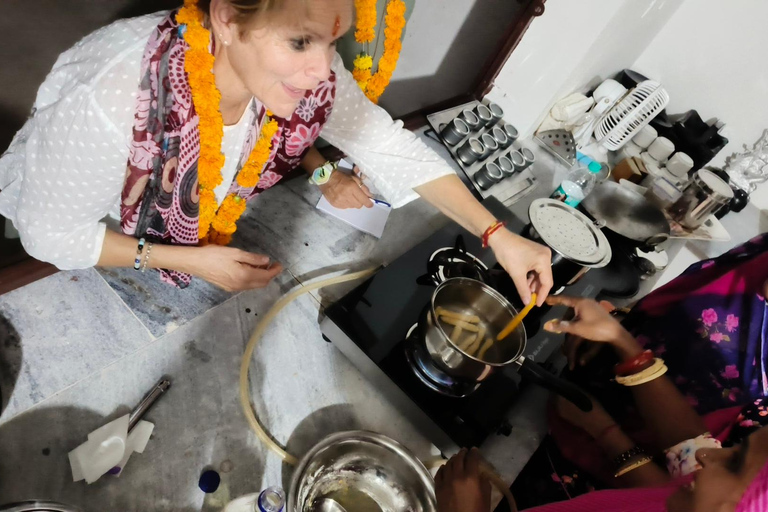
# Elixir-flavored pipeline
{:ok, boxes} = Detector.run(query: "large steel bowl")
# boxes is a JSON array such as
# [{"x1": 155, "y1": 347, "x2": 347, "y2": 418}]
[
  {"x1": 288, "y1": 431, "x2": 436, "y2": 512},
  {"x1": 0, "y1": 502, "x2": 80, "y2": 512}
]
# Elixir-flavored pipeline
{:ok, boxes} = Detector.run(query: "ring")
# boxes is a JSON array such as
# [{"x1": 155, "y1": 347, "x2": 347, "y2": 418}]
[{"x1": 357, "y1": 182, "x2": 364, "y2": 189}]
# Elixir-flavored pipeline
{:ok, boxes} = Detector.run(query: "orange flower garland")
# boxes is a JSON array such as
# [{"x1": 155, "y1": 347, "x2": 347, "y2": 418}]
[
  {"x1": 354, "y1": 0, "x2": 377, "y2": 44},
  {"x1": 351, "y1": 0, "x2": 407, "y2": 103},
  {"x1": 177, "y1": 0, "x2": 278, "y2": 245}
]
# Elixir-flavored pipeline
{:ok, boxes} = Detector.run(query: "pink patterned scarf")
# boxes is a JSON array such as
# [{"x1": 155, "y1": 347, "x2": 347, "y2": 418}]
[{"x1": 120, "y1": 11, "x2": 336, "y2": 287}]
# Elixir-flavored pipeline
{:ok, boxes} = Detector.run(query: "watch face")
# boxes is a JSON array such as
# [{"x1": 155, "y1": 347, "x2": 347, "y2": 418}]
[{"x1": 313, "y1": 163, "x2": 333, "y2": 185}]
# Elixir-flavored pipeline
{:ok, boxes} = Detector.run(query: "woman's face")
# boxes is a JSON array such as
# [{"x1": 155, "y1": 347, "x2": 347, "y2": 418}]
[
  {"x1": 213, "y1": 0, "x2": 354, "y2": 118},
  {"x1": 668, "y1": 426, "x2": 768, "y2": 512}
]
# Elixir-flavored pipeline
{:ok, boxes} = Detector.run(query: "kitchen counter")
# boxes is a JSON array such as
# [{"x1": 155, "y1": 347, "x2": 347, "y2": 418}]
[{"x1": 0, "y1": 129, "x2": 685, "y2": 511}]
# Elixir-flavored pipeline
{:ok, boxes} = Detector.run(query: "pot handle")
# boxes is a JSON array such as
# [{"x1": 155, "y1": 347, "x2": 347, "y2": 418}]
[{"x1": 517, "y1": 356, "x2": 593, "y2": 412}]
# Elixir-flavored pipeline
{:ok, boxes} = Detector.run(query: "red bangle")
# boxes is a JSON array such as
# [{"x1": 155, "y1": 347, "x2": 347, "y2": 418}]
[
  {"x1": 614, "y1": 350, "x2": 654, "y2": 377},
  {"x1": 481, "y1": 220, "x2": 506, "y2": 248}
]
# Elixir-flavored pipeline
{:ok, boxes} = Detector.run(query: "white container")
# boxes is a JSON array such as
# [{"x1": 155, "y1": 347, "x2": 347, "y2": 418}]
[
  {"x1": 647, "y1": 136, "x2": 675, "y2": 163},
  {"x1": 666, "y1": 152, "x2": 694, "y2": 178},
  {"x1": 640, "y1": 151, "x2": 660, "y2": 169},
  {"x1": 632, "y1": 125, "x2": 658, "y2": 149}
]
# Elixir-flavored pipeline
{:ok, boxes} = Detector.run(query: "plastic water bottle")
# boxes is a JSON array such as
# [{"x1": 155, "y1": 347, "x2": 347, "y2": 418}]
[
  {"x1": 550, "y1": 160, "x2": 602, "y2": 207},
  {"x1": 257, "y1": 487, "x2": 285, "y2": 512}
]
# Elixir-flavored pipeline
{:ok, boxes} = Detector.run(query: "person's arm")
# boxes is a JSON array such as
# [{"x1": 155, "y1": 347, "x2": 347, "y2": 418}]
[
  {"x1": 545, "y1": 296, "x2": 707, "y2": 449},
  {"x1": 300, "y1": 146, "x2": 373, "y2": 209},
  {"x1": 320, "y1": 54, "x2": 553, "y2": 305}
]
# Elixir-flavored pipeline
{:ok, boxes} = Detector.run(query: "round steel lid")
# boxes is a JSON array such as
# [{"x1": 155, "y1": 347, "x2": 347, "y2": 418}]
[{"x1": 528, "y1": 199, "x2": 612, "y2": 267}]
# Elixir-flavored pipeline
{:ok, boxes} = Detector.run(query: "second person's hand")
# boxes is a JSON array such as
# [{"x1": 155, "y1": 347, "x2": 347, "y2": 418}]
[
  {"x1": 189, "y1": 245, "x2": 283, "y2": 292},
  {"x1": 544, "y1": 295, "x2": 643, "y2": 368}
]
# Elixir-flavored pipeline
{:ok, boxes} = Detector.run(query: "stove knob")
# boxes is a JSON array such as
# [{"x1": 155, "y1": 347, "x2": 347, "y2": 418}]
[{"x1": 496, "y1": 421, "x2": 513, "y2": 437}]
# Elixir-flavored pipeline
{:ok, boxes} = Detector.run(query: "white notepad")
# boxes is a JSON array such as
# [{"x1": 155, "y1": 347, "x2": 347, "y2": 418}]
[{"x1": 315, "y1": 159, "x2": 392, "y2": 238}]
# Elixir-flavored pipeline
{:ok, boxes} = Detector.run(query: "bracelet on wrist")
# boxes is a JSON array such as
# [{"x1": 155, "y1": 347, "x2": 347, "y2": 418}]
[
  {"x1": 133, "y1": 237, "x2": 146, "y2": 271},
  {"x1": 614, "y1": 349, "x2": 654, "y2": 376},
  {"x1": 481, "y1": 220, "x2": 506, "y2": 248},
  {"x1": 141, "y1": 243, "x2": 154, "y2": 273},
  {"x1": 614, "y1": 455, "x2": 654, "y2": 478},
  {"x1": 615, "y1": 358, "x2": 668, "y2": 386}
]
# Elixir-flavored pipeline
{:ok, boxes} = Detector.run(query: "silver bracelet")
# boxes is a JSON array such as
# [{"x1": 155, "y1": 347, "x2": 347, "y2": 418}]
[{"x1": 141, "y1": 243, "x2": 153, "y2": 273}]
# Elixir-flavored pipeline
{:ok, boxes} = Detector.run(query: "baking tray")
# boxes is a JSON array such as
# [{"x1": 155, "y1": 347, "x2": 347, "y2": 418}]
[{"x1": 426, "y1": 100, "x2": 538, "y2": 206}]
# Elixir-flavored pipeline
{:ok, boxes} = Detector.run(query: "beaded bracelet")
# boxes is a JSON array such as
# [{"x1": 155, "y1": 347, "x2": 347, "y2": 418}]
[
  {"x1": 141, "y1": 243, "x2": 153, "y2": 273},
  {"x1": 481, "y1": 220, "x2": 506, "y2": 248},
  {"x1": 133, "y1": 237, "x2": 146, "y2": 271},
  {"x1": 615, "y1": 349, "x2": 654, "y2": 376}
]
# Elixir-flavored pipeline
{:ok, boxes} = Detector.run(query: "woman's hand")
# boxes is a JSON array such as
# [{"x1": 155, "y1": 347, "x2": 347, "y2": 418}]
[
  {"x1": 544, "y1": 295, "x2": 642, "y2": 368},
  {"x1": 188, "y1": 245, "x2": 283, "y2": 292},
  {"x1": 488, "y1": 228, "x2": 553, "y2": 306},
  {"x1": 319, "y1": 166, "x2": 374, "y2": 209},
  {"x1": 435, "y1": 448, "x2": 491, "y2": 512},
  {"x1": 552, "y1": 393, "x2": 615, "y2": 439}
]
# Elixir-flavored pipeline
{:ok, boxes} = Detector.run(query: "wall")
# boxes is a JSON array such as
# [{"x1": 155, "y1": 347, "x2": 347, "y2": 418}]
[
  {"x1": 632, "y1": 0, "x2": 768, "y2": 209},
  {"x1": 485, "y1": 0, "x2": 685, "y2": 138},
  {"x1": 378, "y1": 0, "x2": 524, "y2": 118}
]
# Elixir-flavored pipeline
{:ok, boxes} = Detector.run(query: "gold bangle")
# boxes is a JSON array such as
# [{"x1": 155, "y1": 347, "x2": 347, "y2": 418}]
[
  {"x1": 614, "y1": 455, "x2": 653, "y2": 477},
  {"x1": 615, "y1": 358, "x2": 668, "y2": 386}
]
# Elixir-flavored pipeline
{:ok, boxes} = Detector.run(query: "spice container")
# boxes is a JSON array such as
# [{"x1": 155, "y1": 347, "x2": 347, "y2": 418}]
[
  {"x1": 665, "y1": 170, "x2": 734, "y2": 230},
  {"x1": 496, "y1": 155, "x2": 514, "y2": 177},
  {"x1": 457, "y1": 137, "x2": 485, "y2": 165},
  {"x1": 440, "y1": 118, "x2": 470, "y2": 146},
  {"x1": 474, "y1": 162, "x2": 504, "y2": 190},
  {"x1": 480, "y1": 133, "x2": 498, "y2": 160},
  {"x1": 474, "y1": 104, "x2": 494, "y2": 127},
  {"x1": 459, "y1": 109, "x2": 482, "y2": 132},
  {"x1": 509, "y1": 150, "x2": 525, "y2": 172},
  {"x1": 502, "y1": 124, "x2": 518, "y2": 146}
]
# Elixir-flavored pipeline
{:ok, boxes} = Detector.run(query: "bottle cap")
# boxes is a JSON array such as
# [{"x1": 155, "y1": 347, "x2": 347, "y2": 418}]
[{"x1": 588, "y1": 161, "x2": 602, "y2": 173}]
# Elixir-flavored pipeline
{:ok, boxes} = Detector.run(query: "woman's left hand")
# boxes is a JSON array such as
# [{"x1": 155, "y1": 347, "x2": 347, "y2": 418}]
[
  {"x1": 319, "y1": 166, "x2": 374, "y2": 209},
  {"x1": 489, "y1": 228, "x2": 553, "y2": 306}
]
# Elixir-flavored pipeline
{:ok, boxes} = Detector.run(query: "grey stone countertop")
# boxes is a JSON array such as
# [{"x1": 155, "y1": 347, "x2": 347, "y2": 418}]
[{"x1": 0, "y1": 129, "x2": 686, "y2": 511}]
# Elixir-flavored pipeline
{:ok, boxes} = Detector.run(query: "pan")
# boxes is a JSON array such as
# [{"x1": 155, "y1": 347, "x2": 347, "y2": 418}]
[
  {"x1": 418, "y1": 278, "x2": 592, "y2": 412},
  {"x1": 581, "y1": 181, "x2": 670, "y2": 246}
]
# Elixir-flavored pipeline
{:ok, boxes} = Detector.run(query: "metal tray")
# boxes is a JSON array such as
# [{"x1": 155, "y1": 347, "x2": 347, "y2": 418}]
[{"x1": 426, "y1": 100, "x2": 538, "y2": 206}]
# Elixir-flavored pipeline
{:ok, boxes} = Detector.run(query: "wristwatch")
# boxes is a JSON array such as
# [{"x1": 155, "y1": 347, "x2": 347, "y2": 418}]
[{"x1": 308, "y1": 160, "x2": 338, "y2": 185}]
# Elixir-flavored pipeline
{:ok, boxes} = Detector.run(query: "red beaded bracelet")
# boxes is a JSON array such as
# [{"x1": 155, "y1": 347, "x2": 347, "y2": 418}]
[
  {"x1": 481, "y1": 220, "x2": 506, "y2": 248},
  {"x1": 614, "y1": 350, "x2": 654, "y2": 377}
]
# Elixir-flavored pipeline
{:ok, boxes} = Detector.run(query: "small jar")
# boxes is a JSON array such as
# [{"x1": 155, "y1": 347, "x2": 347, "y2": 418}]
[
  {"x1": 474, "y1": 162, "x2": 504, "y2": 190},
  {"x1": 502, "y1": 124, "x2": 519, "y2": 145},
  {"x1": 490, "y1": 126, "x2": 508, "y2": 149},
  {"x1": 488, "y1": 102, "x2": 504, "y2": 126},
  {"x1": 457, "y1": 137, "x2": 485, "y2": 165},
  {"x1": 474, "y1": 104, "x2": 494, "y2": 127},
  {"x1": 480, "y1": 133, "x2": 499, "y2": 160},
  {"x1": 647, "y1": 136, "x2": 675, "y2": 163},
  {"x1": 459, "y1": 109, "x2": 482, "y2": 132},
  {"x1": 520, "y1": 147, "x2": 535, "y2": 169},
  {"x1": 509, "y1": 150, "x2": 526, "y2": 172},
  {"x1": 632, "y1": 125, "x2": 658, "y2": 149},
  {"x1": 666, "y1": 152, "x2": 694, "y2": 179},
  {"x1": 665, "y1": 169, "x2": 734, "y2": 230},
  {"x1": 496, "y1": 155, "x2": 514, "y2": 177},
  {"x1": 440, "y1": 118, "x2": 470, "y2": 146}
]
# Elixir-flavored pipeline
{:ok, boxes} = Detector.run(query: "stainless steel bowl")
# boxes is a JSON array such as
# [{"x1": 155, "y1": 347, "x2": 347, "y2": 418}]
[
  {"x1": 288, "y1": 431, "x2": 436, "y2": 512},
  {"x1": 0, "y1": 502, "x2": 80, "y2": 512}
]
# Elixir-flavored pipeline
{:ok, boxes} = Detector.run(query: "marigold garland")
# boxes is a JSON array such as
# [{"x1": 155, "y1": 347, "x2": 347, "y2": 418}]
[
  {"x1": 354, "y1": 0, "x2": 377, "y2": 44},
  {"x1": 351, "y1": 0, "x2": 407, "y2": 103},
  {"x1": 178, "y1": 0, "x2": 278, "y2": 244}
]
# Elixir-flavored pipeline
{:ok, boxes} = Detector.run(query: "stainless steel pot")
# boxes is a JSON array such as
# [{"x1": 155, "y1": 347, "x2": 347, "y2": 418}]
[
  {"x1": 421, "y1": 278, "x2": 592, "y2": 411},
  {"x1": 581, "y1": 181, "x2": 670, "y2": 245},
  {"x1": 288, "y1": 431, "x2": 436, "y2": 512}
]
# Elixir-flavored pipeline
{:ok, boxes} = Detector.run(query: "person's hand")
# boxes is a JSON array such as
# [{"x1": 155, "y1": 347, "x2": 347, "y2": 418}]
[
  {"x1": 190, "y1": 245, "x2": 283, "y2": 292},
  {"x1": 544, "y1": 295, "x2": 642, "y2": 369},
  {"x1": 552, "y1": 393, "x2": 615, "y2": 439},
  {"x1": 435, "y1": 448, "x2": 491, "y2": 512},
  {"x1": 488, "y1": 228, "x2": 553, "y2": 306},
  {"x1": 319, "y1": 166, "x2": 374, "y2": 209}
]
